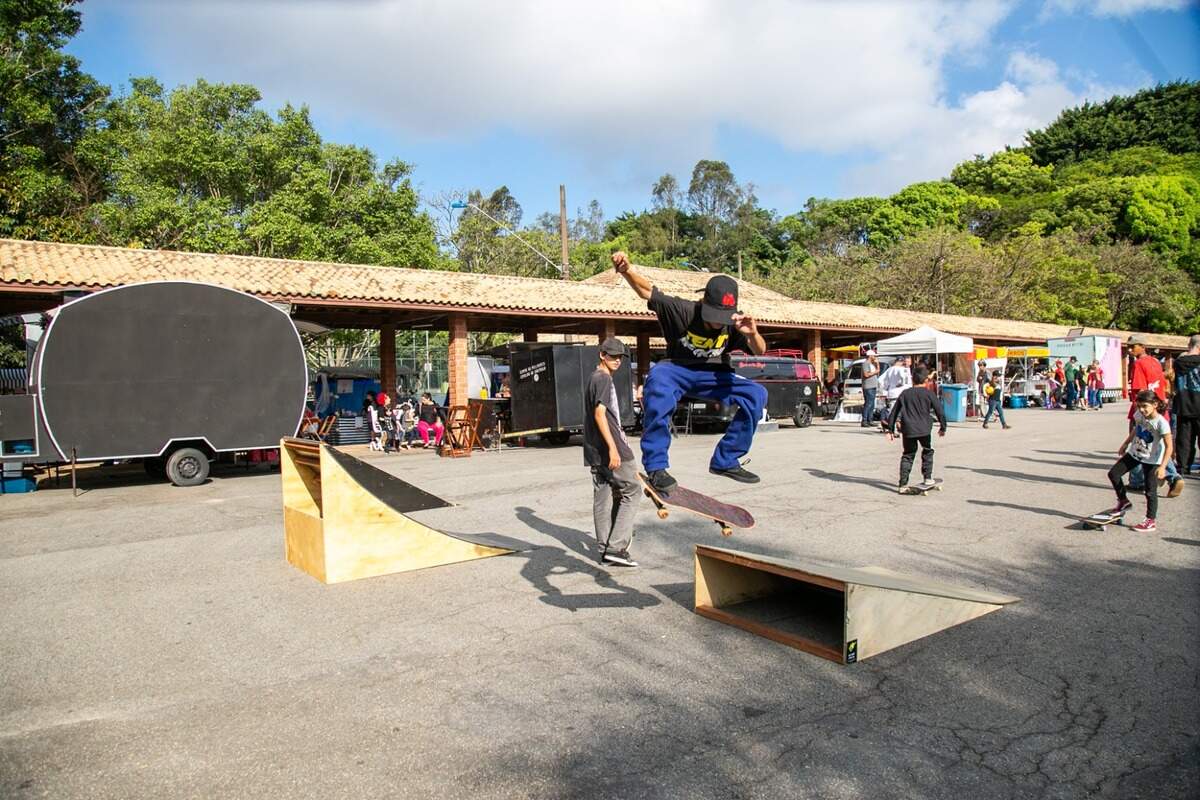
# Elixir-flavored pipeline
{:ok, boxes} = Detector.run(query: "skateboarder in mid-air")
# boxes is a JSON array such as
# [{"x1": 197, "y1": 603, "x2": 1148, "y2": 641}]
[
  {"x1": 611, "y1": 251, "x2": 768, "y2": 495},
  {"x1": 583, "y1": 337, "x2": 641, "y2": 567},
  {"x1": 885, "y1": 363, "x2": 947, "y2": 492}
]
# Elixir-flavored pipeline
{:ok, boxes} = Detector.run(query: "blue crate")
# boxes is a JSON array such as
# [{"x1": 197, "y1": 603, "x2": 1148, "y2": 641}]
[{"x1": 1, "y1": 476, "x2": 36, "y2": 493}]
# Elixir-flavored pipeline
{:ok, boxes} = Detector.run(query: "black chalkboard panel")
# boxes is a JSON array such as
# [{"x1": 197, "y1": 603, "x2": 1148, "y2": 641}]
[{"x1": 37, "y1": 282, "x2": 307, "y2": 459}]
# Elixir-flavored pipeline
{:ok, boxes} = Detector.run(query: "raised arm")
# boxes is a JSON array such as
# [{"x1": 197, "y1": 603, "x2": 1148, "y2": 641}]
[{"x1": 611, "y1": 251, "x2": 653, "y2": 301}]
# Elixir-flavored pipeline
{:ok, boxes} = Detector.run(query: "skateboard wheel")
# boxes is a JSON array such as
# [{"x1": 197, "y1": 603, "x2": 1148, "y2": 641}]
[
  {"x1": 657, "y1": 508, "x2": 669, "y2": 520},
  {"x1": 644, "y1": 489, "x2": 652, "y2": 499},
  {"x1": 720, "y1": 526, "x2": 732, "y2": 537}
]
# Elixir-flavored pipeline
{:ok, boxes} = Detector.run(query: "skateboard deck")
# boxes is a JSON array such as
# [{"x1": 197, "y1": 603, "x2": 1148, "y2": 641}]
[
  {"x1": 1080, "y1": 510, "x2": 1124, "y2": 531},
  {"x1": 900, "y1": 479, "x2": 943, "y2": 496},
  {"x1": 638, "y1": 473, "x2": 755, "y2": 537}
]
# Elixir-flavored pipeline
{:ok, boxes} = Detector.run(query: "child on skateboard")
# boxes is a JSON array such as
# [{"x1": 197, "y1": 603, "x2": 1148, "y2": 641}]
[
  {"x1": 1106, "y1": 389, "x2": 1174, "y2": 532},
  {"x1": 583, "y1": 337, "x2": 641, "y2": 567},
  {"x1": 610, "y1": 251, "x2": 768, "y2": 495},
  {"x1": 885, "y1": 363, "x2": 947, "y2": 492}
]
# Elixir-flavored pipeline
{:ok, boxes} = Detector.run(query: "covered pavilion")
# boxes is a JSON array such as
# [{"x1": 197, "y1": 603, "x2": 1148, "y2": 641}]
[{"x1": 0, "y1": 238, "x2": 1187, "y2": 405}]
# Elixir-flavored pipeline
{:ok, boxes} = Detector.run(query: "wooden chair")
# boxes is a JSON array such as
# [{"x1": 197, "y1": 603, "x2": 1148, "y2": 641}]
[
  {"x1": 440, "y1": 405, "x2": 472, "y2": 458},
  {"x1": 441, "y1": 404, "x2": 484, "y2": 457}
]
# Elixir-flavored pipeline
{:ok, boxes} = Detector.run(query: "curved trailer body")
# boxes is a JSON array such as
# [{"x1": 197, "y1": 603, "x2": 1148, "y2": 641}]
[{"x1": 0, "y1": 282, "x2": 308, "y2": 486}]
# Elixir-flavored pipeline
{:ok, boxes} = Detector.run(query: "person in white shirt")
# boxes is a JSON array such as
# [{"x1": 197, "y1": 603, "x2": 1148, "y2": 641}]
[{"x1": 879, "y1": 355, "x2": 913, "y2": 430}]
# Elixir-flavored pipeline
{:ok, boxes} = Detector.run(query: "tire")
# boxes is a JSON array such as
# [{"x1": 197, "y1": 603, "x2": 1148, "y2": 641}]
[
  {"x1": 144, "y1": 457, "x2": 166, "y2": 478},
  {"x1": 165, "y1": 447, "x2": 210, "y2": 486},
  {"x1": 793, "y1": 404, "x2": 813, "y2": 428},
  {"x1": 543, "y1": 431, "x2": 571, "y2": 446}
]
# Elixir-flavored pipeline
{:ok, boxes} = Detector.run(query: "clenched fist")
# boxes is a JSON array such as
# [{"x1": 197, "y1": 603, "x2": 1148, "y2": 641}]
[{"x1": 611, "y1": 251, "x2": 631, "y2": 274}]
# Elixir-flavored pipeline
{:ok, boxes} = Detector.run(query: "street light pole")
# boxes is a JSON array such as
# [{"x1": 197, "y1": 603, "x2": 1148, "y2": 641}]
[{"x1": 450, "y1": 200, "x2": 563, "y2": 277}]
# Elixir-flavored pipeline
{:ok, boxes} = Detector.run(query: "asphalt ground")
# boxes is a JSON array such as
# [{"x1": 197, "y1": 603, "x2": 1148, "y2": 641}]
[{"x1": 1, "y1": 405, "x2": 1197, "y2": 799}]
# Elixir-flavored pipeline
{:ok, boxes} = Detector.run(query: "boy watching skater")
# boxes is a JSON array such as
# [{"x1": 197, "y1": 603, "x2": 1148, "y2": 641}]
[{"x1": 584, "y1": 337, "x2": 641, "y2": 567}]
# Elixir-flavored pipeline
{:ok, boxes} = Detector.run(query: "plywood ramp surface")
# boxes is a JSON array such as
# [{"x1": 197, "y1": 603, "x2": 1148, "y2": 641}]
[
  {"x1": 281, "y1": 439, "x2": 522, "y2": 584},
  {"x1": 694, "y1": 545, "x2": 1019, "y2": 664}
]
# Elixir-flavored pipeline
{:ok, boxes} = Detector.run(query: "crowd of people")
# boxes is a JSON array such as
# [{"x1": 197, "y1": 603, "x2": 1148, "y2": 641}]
[
  {"x1": 1039, "y1": 355, "x2": 1108, "y2": 410},
  {"x1": 362, "y1": 389, "x2": 445, "y2": 452}
]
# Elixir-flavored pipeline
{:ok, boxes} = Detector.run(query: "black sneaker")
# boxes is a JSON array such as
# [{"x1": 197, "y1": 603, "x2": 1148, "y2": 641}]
[
  {"x1": 602, "y1": 549, "x2": 638, "y2": 567},
  {"x1": 646, "y1": 469, "x2": 677, "y2": 494},
  {"x1": 709, "y1": 465, "x2": 760, "y2": 483}
]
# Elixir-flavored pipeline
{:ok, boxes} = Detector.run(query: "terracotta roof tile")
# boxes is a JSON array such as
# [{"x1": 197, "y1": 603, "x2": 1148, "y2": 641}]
[{"x1": 0, "y1": 238, "x2": 1187, "y2": 349}]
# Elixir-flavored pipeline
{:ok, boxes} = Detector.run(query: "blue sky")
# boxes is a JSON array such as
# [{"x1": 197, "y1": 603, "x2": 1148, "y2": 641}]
[{"x1": 68, "y1": 1, "x2": 1199, "y2": 224}]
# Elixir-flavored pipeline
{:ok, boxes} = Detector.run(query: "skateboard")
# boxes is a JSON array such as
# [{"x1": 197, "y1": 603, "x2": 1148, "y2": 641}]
[
  {"x1": 638, "y1": 473, "x2": 755, "y2": 537},
  {"x1": 1080, "y1": 510, "x2": 1125, "y2": 531},
  {"x1": 900, "y1": 479, "x2": 943, "y2": 496}
]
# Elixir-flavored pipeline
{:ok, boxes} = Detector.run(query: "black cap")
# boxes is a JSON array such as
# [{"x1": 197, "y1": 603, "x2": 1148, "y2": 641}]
[
  {"x1": 599, "y1": 336, "x2": 627, "y2": 358},
  {"x1": 701, "y1": 274, "x2": 739, "y2": 326}
]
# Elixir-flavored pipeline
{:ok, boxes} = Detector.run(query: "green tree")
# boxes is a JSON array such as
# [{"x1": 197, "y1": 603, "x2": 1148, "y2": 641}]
[
  {"x1": 0, "y1": 0, "x2": 108, "y2": 241},
  {"x1": 1025, "y1": 81, "x2": 1200, "y2": 166},
  {"x1": 86, "y1": 78, "x2": 436, "y2": 264}
]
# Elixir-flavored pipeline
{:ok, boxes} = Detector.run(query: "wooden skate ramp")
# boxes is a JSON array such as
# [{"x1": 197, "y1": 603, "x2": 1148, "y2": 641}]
[
  {"x1": 694, "y1": 545, "x2": 1018, "y2": 663},
  {"x1": 281, "y1": 438, "x2": 522, "y2": 584}
]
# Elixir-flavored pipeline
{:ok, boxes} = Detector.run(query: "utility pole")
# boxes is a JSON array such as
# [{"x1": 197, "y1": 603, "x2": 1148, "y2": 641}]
[{"x1": 559, "y1": 184, "x2": 569, "y2": 280}]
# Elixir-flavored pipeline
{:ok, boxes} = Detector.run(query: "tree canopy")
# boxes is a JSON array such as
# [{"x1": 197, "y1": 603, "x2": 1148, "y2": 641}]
[{"x1": 1, "y1": 0, "x2": 1197, "y2": 351}]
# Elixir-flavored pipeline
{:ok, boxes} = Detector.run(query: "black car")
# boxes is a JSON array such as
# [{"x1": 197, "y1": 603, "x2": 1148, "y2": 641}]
[{"x1": 674, "y1": 355, "x2": 822, "y2": 430}]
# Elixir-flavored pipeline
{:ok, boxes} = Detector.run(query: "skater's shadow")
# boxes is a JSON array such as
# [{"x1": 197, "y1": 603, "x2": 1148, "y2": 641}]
[
  {"x1": 1033, "y1": 449, "x2": 1110, "y2": 461},
  {"x1": 945, "y1": 465, "x2": 1097, "y2": 490},
  {"x1": 1162, "y1": 537, "x2": 1200, "y2": 547},
  {"x1": 967, "y1": 499, "x2": 1078, "y2": 521},
  {"x1": 512, "y1": 506, "x2": 660, "y2": 612},
  {"x1": 1012, "y1": 456, "x2": 1107, "y2": 471},
  {"x1": 802, "y1": 468, "x2": 897, "y2": 493}
]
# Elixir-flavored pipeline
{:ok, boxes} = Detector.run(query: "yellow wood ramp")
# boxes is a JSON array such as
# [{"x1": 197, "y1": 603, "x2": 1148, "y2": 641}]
[
  {"x1": 694, "y1": 545, "x2": 1019, "y2": 663},
  {"x1": 281, "y1": 438, "x2": 520, "y2": 584}
]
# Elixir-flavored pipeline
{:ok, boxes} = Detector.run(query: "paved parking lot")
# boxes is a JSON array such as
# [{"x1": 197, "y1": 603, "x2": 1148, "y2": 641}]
[{"x1": 1, "y1": 406, "x2": 1197, "y2": 799}]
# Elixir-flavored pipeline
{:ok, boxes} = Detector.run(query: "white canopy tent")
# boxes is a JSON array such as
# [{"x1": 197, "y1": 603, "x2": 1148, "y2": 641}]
[{"x1": 875, "y1": 325, "x2": 974, "y2": 355}]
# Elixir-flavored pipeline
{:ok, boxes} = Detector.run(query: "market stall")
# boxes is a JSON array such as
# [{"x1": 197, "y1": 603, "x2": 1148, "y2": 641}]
[{"x1": 876, "y1": 326, "x2": 975, "y2": 421}]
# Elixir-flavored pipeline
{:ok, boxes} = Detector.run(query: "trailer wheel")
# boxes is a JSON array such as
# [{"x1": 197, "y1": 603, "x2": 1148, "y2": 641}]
[
  {"x1": 166, "y1": 447, "x2": 210, "y2": 486},
  {"x1": 793, "y1": 404, "x2": 813, "y2": 428}
]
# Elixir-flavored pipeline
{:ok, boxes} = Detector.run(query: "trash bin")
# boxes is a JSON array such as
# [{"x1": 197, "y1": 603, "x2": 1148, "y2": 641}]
[
  {"x1": 939, "y1": 383, "x2": 968, "y2": 423},
  {"x1": 1009, "y1": 395, "x2": 1027, "y2": 409}
]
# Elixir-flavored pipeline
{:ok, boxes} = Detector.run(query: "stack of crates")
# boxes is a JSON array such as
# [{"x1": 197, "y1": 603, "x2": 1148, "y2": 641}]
[{"x1": 1, "y1": 461, "x2": 35, "y2": 493}]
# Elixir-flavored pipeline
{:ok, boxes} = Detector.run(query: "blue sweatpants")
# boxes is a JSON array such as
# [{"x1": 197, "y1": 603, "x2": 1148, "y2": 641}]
[{"x1": 641, "y1": 362, "x2": 768, "y2": 472}]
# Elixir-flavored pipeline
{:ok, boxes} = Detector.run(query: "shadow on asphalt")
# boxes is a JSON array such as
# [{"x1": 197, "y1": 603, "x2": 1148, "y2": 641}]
[
  {"x1": 478, "y1": 546, "x2": 1200, "y2": 798},
  {"x1": 650, "y1": 582, "x2": 694, "y2": 611},
  {"x1": 1032, "y1": 449, "x2": 1111, "y2": 461},
  {"x1": 511, "y1": 505, "x2": 660, "y2": 613},
  {"x1": 1013, "y1": 456, "x2": 1110, "y2": 471},
  {"x1": 945, "y1": 464, "x2": 1100, "y2": 489},
  {"x1": 1162, "y1": 537, "x2": 1200, "y2": 547},
  {"x1": 802, "y1": 468, "x2": 897, "y2": 493},
  {"x1": 967, "y1": 498, "x2": 1080, "y2": 521}
]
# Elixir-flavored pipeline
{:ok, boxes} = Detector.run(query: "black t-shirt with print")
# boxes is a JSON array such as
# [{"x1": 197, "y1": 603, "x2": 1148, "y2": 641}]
[
  {"x1": 583, "y1": 368, "x2": 634, "y2": 467},
  {"x1": 648, "y1": 286, "x2": 749, "y2": 368}
]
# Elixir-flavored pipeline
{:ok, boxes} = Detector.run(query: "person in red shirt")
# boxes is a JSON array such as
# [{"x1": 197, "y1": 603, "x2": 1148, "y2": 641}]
[{"x1": 1127, "y1": 334, "x2": 1183, "y2": 496}]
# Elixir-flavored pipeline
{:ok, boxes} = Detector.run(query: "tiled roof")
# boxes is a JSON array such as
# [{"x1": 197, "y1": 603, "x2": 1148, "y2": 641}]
[
  {"x1": 0, "y1": 238, "x2": 1187, "y2": 349},
  {"x1": 586, "y1": 265, "x2": 1188, "y2": 349}
]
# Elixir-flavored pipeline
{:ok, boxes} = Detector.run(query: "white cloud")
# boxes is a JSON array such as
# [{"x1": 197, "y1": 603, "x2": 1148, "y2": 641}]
[
  {"x1": 842, "y1": 51, "x2": 1130, "y2": 195},
  {"x1": 1043, "y1": 0, "x2": 1193, "y2": 17},
  {"x1": 99, "y1": 0, "x2": 1126, "y2": 198}
]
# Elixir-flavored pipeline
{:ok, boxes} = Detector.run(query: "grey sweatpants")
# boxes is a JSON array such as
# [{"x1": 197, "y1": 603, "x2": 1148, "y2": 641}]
[{"x1": 591, "y1": 460, "x2": 640, "y2": 555}]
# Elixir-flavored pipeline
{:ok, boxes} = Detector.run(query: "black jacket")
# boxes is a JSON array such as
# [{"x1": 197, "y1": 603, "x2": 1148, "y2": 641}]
[
  {"x1": 886, "y1": 386, "x2": 947, "y2": 438},
  {"x1": 1174, "y1": 353, "x2": 1200, "y2": 419}
]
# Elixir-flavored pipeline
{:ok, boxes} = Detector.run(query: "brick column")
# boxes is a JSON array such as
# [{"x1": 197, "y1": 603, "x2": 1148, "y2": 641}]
[
  {"x1": 599, "y1": 320, "x2": 616, "y2": 343},
  {"x1": 447, "y1": 313, "x2": 469, "y2": 407},
  {"x1": 804, "y1": 329, "x2": 822, "y2": 372},
  {"x1": 636, "y1": 333, "x2": 650, "y2": 385},
  {"x1": 380, "y1": 322, "x2": 396, "y2": 397}
]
